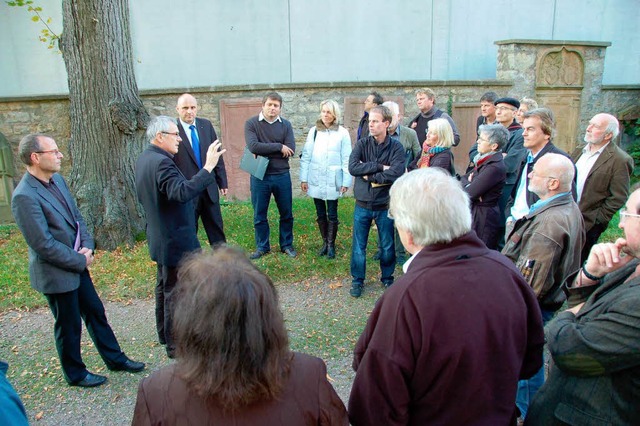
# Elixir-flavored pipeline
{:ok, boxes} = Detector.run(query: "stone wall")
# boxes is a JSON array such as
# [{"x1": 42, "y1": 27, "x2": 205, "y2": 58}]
[{"x1": 1, "y1": 79, "x2": 638, "y2": 200}]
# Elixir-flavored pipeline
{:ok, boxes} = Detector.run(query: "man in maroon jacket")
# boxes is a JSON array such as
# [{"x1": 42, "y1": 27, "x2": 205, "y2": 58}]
[{"x1": 348, "y1": 168, "x2": 545, "y2": 426}]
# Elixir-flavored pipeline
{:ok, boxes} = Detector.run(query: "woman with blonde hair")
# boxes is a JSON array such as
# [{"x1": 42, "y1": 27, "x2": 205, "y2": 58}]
[
  {"x1": 300, "y1": 99, "x2": 352, "y2": 259},
  {"x1": 516, "y1": 97, "x2": 538, "y2": 124},
  {"x1": 132, "y1": 246, "x2": 348, "y2": 425},
  {"x1": 410, "y1": 118, "x2": 455, "y2": 175}
]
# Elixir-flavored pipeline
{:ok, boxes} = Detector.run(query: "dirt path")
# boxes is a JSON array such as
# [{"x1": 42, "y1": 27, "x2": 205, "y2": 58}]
[{"x1": 0, "y1": 279, "x2": 383, "y2": 425}]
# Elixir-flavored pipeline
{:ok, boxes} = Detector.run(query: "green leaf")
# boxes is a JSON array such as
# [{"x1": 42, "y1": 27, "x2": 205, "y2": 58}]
[{"x1": 31, "y1": 15, "x2": 39, "y2": 22}]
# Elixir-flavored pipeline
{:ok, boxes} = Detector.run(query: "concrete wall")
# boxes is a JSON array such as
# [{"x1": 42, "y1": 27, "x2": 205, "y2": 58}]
[{"x1": 1, "y1": 0, "x2": 638, "y2": 97}]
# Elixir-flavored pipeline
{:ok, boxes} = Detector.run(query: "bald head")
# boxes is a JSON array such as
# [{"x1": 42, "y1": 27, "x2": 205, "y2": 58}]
[
  {"x1": 176, "y1": 93, "x2": 198, "y2": 125},
  {"x1": 529, "y1": 153, "x2": 574, "y2": 199}
]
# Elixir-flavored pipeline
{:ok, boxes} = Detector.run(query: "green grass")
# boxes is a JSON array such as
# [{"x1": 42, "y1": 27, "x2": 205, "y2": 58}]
[
  {"x1": 599, "y1": 212, "x2": 624, "y2": 243},
  {"x1": 0, "y1": 196, "x2": 390, "y2": 312}
]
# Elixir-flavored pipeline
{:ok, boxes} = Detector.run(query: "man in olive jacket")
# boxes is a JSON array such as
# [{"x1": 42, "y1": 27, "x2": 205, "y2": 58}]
[{"x1": 526, "y1": 185, "x2": 640, "y2": 425}]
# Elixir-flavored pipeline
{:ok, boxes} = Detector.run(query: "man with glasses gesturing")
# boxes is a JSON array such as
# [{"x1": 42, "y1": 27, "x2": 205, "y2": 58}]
[{"x1": 135, "y1": 116, "x2": 225, "y2": 358}]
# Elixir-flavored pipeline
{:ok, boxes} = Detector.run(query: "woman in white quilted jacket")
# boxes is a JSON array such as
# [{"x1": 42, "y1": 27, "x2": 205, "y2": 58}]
[{"x1": 300, "y1": 100, "x2": 352, "y2": 259}]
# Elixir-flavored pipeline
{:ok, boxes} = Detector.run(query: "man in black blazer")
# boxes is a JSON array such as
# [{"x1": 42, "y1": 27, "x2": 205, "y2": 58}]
[
  {"x1": 11, "y1": 134, "x2": 144, "y2": 388},
  {"x1": 174, "y1": 93, "x2": 228, "y2": 245},
  {"x1": 135, "y1": 116, "x2": 225, "y2": 357}
]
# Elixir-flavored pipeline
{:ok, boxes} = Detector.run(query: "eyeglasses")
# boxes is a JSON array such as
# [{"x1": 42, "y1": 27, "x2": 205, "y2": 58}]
[
  {"x1": 495, "y1": 106, "x2": 516, "y2": 112},
  {"x1": 477, "y1": 137, "x2": 491, "y2": 144},
  {"x1": 36, "y1": 149, "x2": 62, "y2": 156},
  {"x1": 529, "y1": 169, "x2": 557, "y2": 180},
  {"x1": 161, "y1": 131, "x2": 180, "y2": 137},
  {"x1": 620, "y1": 207, "x2": 640, "y2": 223}
]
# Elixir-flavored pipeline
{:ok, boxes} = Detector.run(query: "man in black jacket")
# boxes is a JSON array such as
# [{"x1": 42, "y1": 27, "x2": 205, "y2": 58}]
[
  {"x1": 135, "y1": 116, "x2": 225, "y2": 357},
  {"x1": 357, "y1": 91, "x2": 383, "y2": 141},
  {"x1": 409, "y1": 88, "x2": 460, "y2": 146},
  {"x1": 348, "y1": 105, "x2": 405, "y2": 297}
]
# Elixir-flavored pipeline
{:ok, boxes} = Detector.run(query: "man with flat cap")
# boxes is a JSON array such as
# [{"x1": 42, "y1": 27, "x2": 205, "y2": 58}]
[{"x1": 494, "y1": 97, "x2": 527, "y2": 247}]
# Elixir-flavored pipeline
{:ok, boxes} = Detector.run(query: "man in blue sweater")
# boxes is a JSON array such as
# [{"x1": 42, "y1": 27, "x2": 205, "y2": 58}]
[{"x1": 244, "y1": 92, "x2": 297, "y2": 259}]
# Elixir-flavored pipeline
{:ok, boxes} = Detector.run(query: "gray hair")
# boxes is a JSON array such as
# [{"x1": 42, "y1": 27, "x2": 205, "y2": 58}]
[
  {"x1": 520, "y1": 97, "x2": 538, "y2": 111},
  {"x1": 478, "y1": 124, "x2": 509, "y2": 150},
  {"x1": 18, "y1": 133, "x2": 46, "y2": 166},
  {"x1": 146, "y1": 116, "x2": 176, "y2": 142},
  {"x1": 389, "y1": 168, "x2": 471, "y2": 246},
  {"x1": 382, "y1": 101, "x2": 399, "y2": 117},
  {"x1": 600, "y1": 113, "x2": 620, "y2": 141}
]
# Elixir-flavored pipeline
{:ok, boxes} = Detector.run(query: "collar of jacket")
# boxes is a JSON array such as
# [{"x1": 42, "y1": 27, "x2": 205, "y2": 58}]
[
  {"x1": 524, "y1": 192, "x2": 574, "y2": 219},
  {"x1": 315, "y1": 120, "x2": 339, "y2": 132},
  {"x1": 507, "y1": 120, "x2": 522, "y2": 131}
]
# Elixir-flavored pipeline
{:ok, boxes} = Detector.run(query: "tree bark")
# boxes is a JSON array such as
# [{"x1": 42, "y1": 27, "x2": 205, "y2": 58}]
[{"x1": 60, "y1": 0, "x2": 148, "y2": 249}]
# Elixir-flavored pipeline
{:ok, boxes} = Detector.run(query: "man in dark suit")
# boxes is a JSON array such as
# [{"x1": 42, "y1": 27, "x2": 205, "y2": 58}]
[
  {"x1": 526, "y1": 184, "x2": 640, "y2": 425},
  {"x1": 135, "y1": 116, "x2": 225, "y2": 358},
  {"x1": 11, "y1": 134, "x2": 145, "y2": 388},
  {"x1": 572, "y1": 113, "x2": 634, "y2": 263},
  {"x1": 174, "y1": 93, "x2": 228, "y2": 245}
]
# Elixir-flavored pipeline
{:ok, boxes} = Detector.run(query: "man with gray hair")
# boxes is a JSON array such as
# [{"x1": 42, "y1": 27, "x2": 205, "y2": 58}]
[
  {"x1": 135, "y1": 115, "x2": 225, "y2": 358},
  {"x1": 572, "y1": 113, "x2": 633, "y2": 263},
  {"x1": 502, "y1": 153, "x2": 585, "y2": 420},
  {"x1": 382, "y1": 100, "x2": 420, "y2": 265},
  {"x1": 349, "y1": 168, "x2": 544, "y2": 425}
]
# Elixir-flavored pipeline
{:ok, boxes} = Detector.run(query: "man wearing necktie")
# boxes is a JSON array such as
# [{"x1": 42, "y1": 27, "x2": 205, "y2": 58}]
[{"x1": 174, "y1": 93, "x2": 228, "y2": 245}]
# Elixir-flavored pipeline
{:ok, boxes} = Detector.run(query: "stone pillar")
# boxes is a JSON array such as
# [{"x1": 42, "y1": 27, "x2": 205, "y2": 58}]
[
  {"x1": 496, "y1": 40, "x2": 611, "y2": 152},
  {"x1": 0, "y1": 132, "x2": 15, "y2": 222}
]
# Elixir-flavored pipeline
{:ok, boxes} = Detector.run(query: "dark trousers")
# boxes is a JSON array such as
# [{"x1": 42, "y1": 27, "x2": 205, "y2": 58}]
[
  {"x1": 313, "y1": 198, "x2": 338, "y2": 222},
  {"x1": 581, "y1": 222, "x2": 608, "y2": 263},
  {"x1": 250, "y1": 172, "x2": 294, "y2": 252},
  {"x1": 45, "y1": 270, "x2": 125, "y2": 383},
  {"x1": 196, "y1": 194, "x2": 226, "y2": 246},
  {"x1": 155, "y1": 264, "x2": 178, "y2": 352}
]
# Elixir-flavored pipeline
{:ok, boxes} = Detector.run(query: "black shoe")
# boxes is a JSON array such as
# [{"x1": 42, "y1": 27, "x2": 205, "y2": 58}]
[
  {"x1": 382, "y1": 281, "x2": 394, "y2": 289},
  {"x1": 70, "y1": 372, "x2": 107, "y2": 388},
  {"x1": 282, "y1": 247, "x2": 297, "y2": 258},
  {"x1": 249, "y1": 249, "x2": 269, "y2": 260},
  {"x1": 350, "y1": 282, "x2": 363, "y2": 298},
  {"x1": 109, "y1": 358, "x2": 145, "y2": 373},
  {"x1": 166, "y1": 347, "x2": 176, "y2": 359}
]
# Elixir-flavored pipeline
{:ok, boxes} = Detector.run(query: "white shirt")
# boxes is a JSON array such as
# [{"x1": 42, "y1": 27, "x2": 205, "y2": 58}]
[
  {"x1": 179, "y1": 119, "x2": 197, "y2": 149},
  {"x1": 402, "y1": 249, "x2": 422, "y2": 273},
  {"x1": 509, "y1": 152, "x2": 539, "y2": 222},
  {"x1": 575, "y1": 142, "x2": 609, "y2": 202},
  {"x1": 258, "y1": 112, "x2": 282, "y2": 124}
]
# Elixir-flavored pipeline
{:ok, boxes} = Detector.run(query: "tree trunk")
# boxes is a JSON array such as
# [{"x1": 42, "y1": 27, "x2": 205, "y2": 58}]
[{"x1": 60, "y1": 0, "x2": 148, "y2": 250}]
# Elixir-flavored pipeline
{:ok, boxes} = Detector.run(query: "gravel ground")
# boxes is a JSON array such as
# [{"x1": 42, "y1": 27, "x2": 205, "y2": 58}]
[{"x1": 0, "y1": 278, "x2": 385, "y2": 425}]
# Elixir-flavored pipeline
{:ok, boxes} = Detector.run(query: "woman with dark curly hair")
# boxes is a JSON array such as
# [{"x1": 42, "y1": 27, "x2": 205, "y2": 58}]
[{"x1": 132, "y1": 246, "x2": 347, "y2": 425}]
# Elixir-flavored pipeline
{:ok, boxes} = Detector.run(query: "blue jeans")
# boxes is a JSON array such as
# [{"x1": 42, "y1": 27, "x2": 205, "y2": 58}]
[
  {"x1": 250, "y1": 172, "x2": 294, "y2": 252},
  {"x1": 516, "y1": 308, "x2": 554, "y2": 419},
  {"x1": 350, "y1": 205, "x2": 395, "y2": 286}
]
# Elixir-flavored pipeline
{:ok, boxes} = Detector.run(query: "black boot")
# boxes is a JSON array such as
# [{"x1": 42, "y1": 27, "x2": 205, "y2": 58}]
[
  {"x1": 317, "y1": 218, "x2": 328, "y2": 256},
  {"x1": 327, "y1": 220, "x2": 338, "y2": 259}
]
